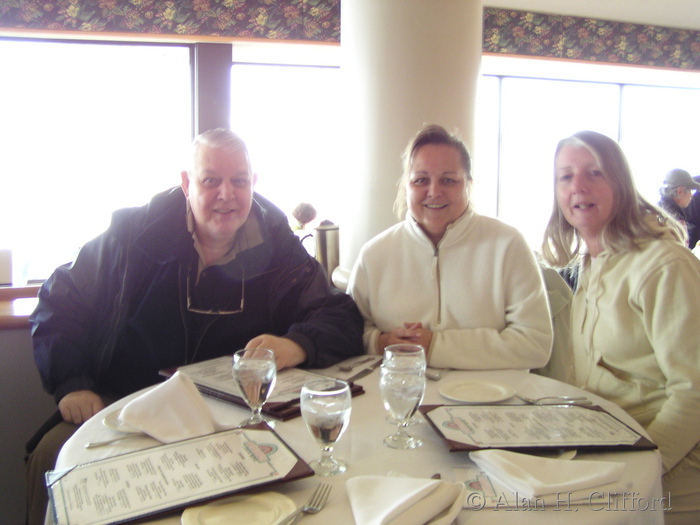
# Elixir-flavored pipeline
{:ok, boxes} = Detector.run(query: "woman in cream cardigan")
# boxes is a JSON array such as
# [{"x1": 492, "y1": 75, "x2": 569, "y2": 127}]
[
  {"x1": 541, "y1": 130, "x2": 700, "y2": 523},
  {"x1": 347, "y1": 124, "x2": 552, "y2": 371}
]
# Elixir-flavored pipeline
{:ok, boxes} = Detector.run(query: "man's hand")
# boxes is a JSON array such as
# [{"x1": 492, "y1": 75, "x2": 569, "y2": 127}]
[
  {"x1": 378, "y1": 322, "x2": 433, "y2": 353},
  {"x1": 246, "y1": 335, "x2": 307, "y2": 370},
  {"x1": 58, "y1": 390, "x2": 105, "y2": 425}
]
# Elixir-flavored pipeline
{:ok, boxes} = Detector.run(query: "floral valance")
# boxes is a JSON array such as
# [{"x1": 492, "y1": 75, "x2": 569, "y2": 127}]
[
  {"x1": 483, "y1": 8, "x2": 699, "y2": 70},
  {"x1": 0, "y1": 3, "x2": 698, "y2": 70},
  {"x1": 0, "y1": 0, "x2": 340, "y2": 42}
]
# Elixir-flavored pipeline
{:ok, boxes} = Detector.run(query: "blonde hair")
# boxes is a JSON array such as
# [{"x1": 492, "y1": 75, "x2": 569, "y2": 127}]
[
  {"x1": 541, "y1": 130, "x2": 684, "y2": 268},
  {"x1": 393, "y1": 124, "x2": 472, "y2": 220}
]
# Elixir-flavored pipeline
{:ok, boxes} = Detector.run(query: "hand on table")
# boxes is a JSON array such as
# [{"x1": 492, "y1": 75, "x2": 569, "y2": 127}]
[
  {"x1": 378, "y1": 322, "x2": 433, "y2": 353},
  {"x1": 246, "y1": 334, "x2": 307, "y2": 370},
  {"x1": 59, "y1": 390, "x2": 105, "y2": 425}
]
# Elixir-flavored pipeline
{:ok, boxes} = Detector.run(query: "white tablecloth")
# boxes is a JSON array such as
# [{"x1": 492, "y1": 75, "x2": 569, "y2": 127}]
[{"x1": 53, "y1": 369, "x2": 665, "y2": 525}]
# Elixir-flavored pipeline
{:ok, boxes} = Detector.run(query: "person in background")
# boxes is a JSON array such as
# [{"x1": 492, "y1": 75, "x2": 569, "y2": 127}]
[
  {"x1": 347, "y1": 124, "x2": 552, "y2": 370},
  {"x1": 683, "y1": 174, "x2": 700, "y2": 250},
  {"x1": 541, "y1": 130, "x2": 700, "y2": 524},
  {"x1": 657, "y1": 168, "x2": 700, "y2": 245},
  {"x1": 26, "y1": 128, "x2": 364, "y2": 525}
]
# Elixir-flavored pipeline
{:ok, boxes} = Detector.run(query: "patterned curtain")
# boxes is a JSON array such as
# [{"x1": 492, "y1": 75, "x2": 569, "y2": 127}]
[
  {"x1": 483, "y1": 8, "x2": 699, "y2": 70},
  {"x1": 0, "y1": 3, "x2": 697, "y2": 69},
  {"x1": 0, "y1": 0, "x2": 340, "y2": 41}
]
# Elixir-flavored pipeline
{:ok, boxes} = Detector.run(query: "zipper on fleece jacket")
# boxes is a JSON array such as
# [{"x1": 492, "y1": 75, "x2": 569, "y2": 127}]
[{"x1": 432, "y1": 246, "x2": 441, "y2": 325}]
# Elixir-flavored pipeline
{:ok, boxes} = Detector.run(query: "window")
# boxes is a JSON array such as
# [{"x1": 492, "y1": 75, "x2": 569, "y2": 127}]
[
  {"x1": 621, "y1": 85, "x2": 700, "y2": 200},
  {"x1": 230, "y1": 43, "x2": 342, "y2": 229},
  {"x1": 0, "y1": 39, "x2": 192, "y2": 283},
  {"x1": 477, "y1": 56, "x2": 700, "y2": 251},
  {"x1": 3, "y1": 40, "x2": 698, "y2": 283}
]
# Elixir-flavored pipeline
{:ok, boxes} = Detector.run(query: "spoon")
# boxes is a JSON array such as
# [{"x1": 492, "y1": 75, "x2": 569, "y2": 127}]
[
  {"x1": 337, "y1": 356, "x2": 375, "y2": 372},
  {"x1": 425, "y1": 368, "x2": 448, "y2": 381},
  {"x1": 515, "y1": 393, "x2": 592, "y2": 406}
]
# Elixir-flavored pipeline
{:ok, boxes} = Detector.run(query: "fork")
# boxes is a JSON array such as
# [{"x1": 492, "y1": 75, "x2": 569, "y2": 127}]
[
  {"x1": 515, "y1": 393, "x2": 591, "y2": 406},
  {"x1": 278, "y1": 483, "x2": 331, "y2": 524}
]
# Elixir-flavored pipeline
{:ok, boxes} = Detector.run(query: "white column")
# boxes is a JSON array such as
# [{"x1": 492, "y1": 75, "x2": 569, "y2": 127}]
[{"x1": 335, "y1": 0, "x2": 483, "y2": 287}]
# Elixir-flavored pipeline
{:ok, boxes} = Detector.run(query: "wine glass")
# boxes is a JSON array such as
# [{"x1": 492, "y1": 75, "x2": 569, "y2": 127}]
[
  {"x1": 383, "y1": 344, "x2": 426, "y2": 426},
  {"x1": 379, "y1": 345, "x2": 426, "y2": 449},
  {"x1": 300, "y1": 379, "x2": 352, "y2": 476},
  {"x1": 232, "y1": 348, "x2": 277, "y2": 426}
]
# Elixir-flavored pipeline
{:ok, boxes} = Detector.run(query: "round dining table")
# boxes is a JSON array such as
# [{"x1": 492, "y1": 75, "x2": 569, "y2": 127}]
[{"x1": 52, "y1": 368, "x2": 665, "y2": 525}]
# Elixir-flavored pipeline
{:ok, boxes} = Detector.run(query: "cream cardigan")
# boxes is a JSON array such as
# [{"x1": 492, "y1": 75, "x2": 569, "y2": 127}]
[
  {"x1": 347, "y1": 209, "x2": 552, "y2": 370},
  {"x1": 573, "y1": 231, "x2": 700, "y2": 473}
]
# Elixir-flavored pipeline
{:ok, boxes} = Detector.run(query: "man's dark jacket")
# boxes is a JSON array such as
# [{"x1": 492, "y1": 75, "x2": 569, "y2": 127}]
[{"x1": 30, "y1": 187, "x2": 363, "y2": 403}]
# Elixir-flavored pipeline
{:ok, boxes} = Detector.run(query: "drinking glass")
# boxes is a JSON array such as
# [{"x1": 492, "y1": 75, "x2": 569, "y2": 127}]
[
  {"x1": 379, "y1": 345, "x2": 426, "y2": 449},
  {"x1": 300, "y1": 379, "x2": 352, "y2": 476},
  {"x1": 232, "y1": 348, "x2": 277, "y2": 426},
  {"x1": 383, "y1": 344, "x2": 426, "y2": 426},
  {"x1": 383, "y1": 344, "x2": 427, "y2": 370}
]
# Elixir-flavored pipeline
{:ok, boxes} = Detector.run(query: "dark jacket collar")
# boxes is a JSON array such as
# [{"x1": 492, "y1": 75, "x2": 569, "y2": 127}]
[
  {"x1": 134, "y1": 187, "x2": 192, "y2": 264},
  {"x1": 132, "y1": 188, "x2": 301, "y2": 278}
]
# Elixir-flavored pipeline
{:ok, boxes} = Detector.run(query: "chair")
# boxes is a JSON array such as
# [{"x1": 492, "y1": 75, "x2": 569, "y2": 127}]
[{"x1": 533, "y1": 266, "x2": 575, "y2": 384}]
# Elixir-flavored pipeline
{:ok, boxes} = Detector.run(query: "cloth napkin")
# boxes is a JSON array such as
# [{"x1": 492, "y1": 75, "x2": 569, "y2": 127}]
[
  {"x1": 469, "y1": 449, "x2": 626, "y2": 500},
  {"x1": 118, "y1": 371, "x2": 217, "y2": 443},
  {"x1": 346, "y1": 475, "x2": 465, "y2": 525}
]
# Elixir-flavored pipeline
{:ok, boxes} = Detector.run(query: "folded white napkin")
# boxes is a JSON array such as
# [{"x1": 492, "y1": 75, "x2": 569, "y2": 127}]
[
  {"x1": 469, "y1": 449, "x2": 625, "y2": 500},
  {"x1": 118, "y1": 371, "x2": 217, "y2": 443},
  {"x1": 346, "y1": 475, "x2": 465, "y2": 525}
]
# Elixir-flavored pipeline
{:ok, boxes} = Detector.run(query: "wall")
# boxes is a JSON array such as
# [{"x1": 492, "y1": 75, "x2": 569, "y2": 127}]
[{"x1": 0, "y1": 328, "x2": 56, "y2": 525}]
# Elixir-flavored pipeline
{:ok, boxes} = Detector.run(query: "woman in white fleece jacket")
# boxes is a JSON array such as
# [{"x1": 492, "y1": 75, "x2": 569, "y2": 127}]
[
  {"x1": 347, "y1": 124, "x2": 552, "y2": 371},
  {"x1": 541, "y1": 130, "x2": 700, "y2": 523}
]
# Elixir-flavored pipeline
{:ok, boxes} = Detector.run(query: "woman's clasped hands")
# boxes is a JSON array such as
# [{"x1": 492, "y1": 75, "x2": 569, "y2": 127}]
[{"x1": 379, "y1": 322, "x2": 433, "y2": 353}]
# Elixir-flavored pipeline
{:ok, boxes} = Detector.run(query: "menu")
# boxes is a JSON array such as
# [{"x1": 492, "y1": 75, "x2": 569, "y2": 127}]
[
  {"x1": 420, "y1": 404, "x2": 657, "y2": 452},
  {"x1": 160, "y1": 356, "x2": 365, "y2": 420},
  {"x1": 47, "y1": 427, "x2": 313, "y2": 525}
]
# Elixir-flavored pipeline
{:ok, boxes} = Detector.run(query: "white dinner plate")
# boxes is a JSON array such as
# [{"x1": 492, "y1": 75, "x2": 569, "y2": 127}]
[
  {"x1": 439, "y1": 380, "x2": 515, "y2": 404},
  {"x1": 102, "y1": 408, "x2": 141, "y2": 434},
  {"x1": 181, "y1": 491, "x2": 296, "y2": 525}
]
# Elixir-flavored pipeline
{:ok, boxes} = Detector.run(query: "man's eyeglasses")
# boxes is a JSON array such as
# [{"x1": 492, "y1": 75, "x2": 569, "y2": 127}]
[{"x1": 186, "y1": 267, "x2": 245, "y2": 315}]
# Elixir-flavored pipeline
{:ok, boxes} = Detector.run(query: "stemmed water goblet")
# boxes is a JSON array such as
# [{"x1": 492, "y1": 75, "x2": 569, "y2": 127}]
[
  {"x1": 232, "y1": 348, "x2": 277, "y2": 427},
  {"x1": 379, "y1": 344, "x2": 426, "y2": 449},
  {"x1": 300, "y1": 379, "x2": 352, "y2": 476},
  {"x1": 383, "y1": 344, "x2": 426, "y2": 426}
]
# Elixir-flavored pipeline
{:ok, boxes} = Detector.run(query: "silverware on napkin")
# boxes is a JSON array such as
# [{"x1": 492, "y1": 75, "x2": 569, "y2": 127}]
[{"x1": 347, "y1": 357, "x2": 382, "y2": 381}]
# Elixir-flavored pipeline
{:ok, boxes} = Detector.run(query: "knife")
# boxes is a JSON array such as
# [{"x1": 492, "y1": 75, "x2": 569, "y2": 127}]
[{"x1": 347, "y1": 358, "x2": 382, "y2": 382}]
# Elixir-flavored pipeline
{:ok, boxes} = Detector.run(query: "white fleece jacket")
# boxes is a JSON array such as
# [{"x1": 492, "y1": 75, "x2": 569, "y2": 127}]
[{"x1": 347, "y1": 209, "x2": 552, "y2": 370}]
